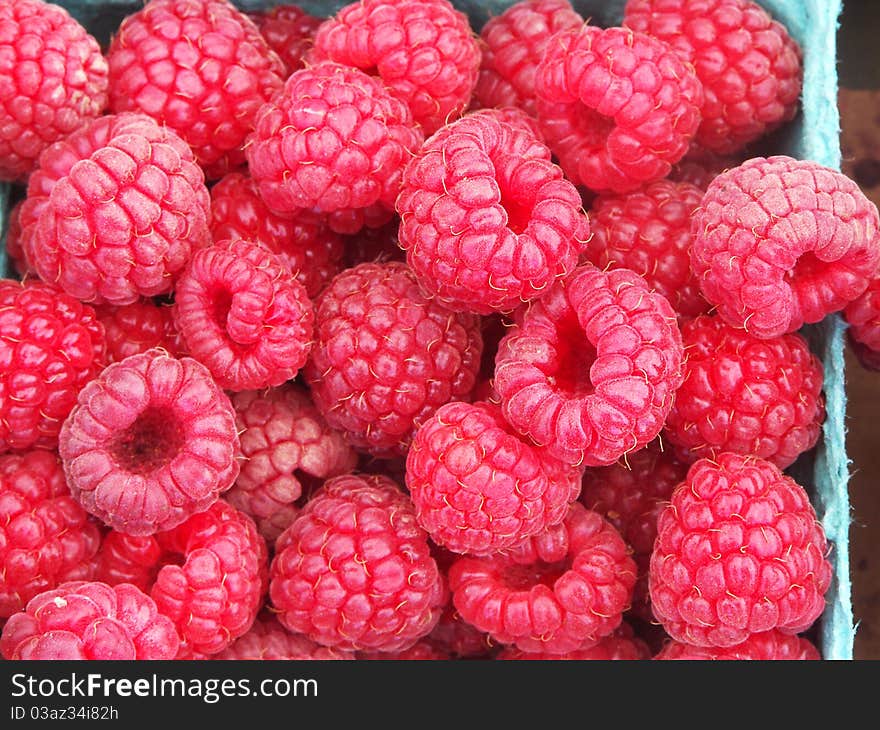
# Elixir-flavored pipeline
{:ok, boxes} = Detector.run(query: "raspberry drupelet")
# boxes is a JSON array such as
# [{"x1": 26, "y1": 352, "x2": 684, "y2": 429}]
[
  {"x1": 655, "y1": 629, "x2": 821, "y2": 659},
  {"x1": 358, "y1": 641, "x2": 452, "y2": 660},
  {"x1": 248, "y1": 4, "x2": 322, "y2": 76},
  {"x1": 497, "y1": 623, "x2": 651, "y2": 659},
  {"x1": 844, "y1": 276, "x2": 880, "y2": 371},
  {"x1": 215, "y1": 615, "x2": 355, "y2": 660},
  {"x1": 92, "y1": 531, "x2": 163, "y2": 593},
  {"x1": 95, "y1": 299, "x2": 186, "y2": 364}
]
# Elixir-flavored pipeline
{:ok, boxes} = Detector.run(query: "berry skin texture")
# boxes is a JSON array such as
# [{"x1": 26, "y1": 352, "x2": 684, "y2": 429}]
[
  {"x1": 0, "y1": 279, "x2": 106, "y2": 453},
  {"x1": 0, "y1": 580, "x2": 179, "y2": 660},
  {"x1": 18, "y1": 112, "x2": 211, "y2": 306},
  {"x1": 0, "y1": 450, "x2": 100, "y2": 618},
  {"x1": 649, "y1": 453, "x2": 833, "y2": 648},
  {"x1": 304, "y1": 262, "x2": 483, "y2": 457},
  {"x1": 173, "y1": 238, "x2": 315, "y2": 392},
  {"x1": 248, "y1": 4, "x2": 322, "y2": 76},
  {"x1": 493, "y1": 264, "x2": 685, "y2": 468},
  {"x1": 396, "y1": 112, "x2": 590, "y2": 314},
  {"x1": 623, "y1": 0, "x2": 803, "y2": 155},
  {"x1": 215, "y1": 615, "x2": 355, "y2": 660},
  {"x1": 844, "y1": 276, "x2": 880, "y2": 371},
  {"x1": 449, "y1": 503, "x2": 637, "y2": 654},
  {"x1": 106, "y1": 0, "x2": 285, "y2": 179},
  {"x1": 690, "y1": 155, "x2": 880, "y2": 339},
  {"x1": 497, "y1": 624, "x2": 651, "y2": 659},
  {"x1": 93, "y1": 532, "x2": 163, "y2": 593},
  {"x1": 59, "y1": 349, "x2": 241, "y2": 536},
  {"x1": 95, "y1": 299, "x2": 186, "y2": 364},
  {"x1": 534, "y1": 25, "x2": 703, "y2": 194},
  {"x1": 310, "y1": 0, "x2": 481, "y2": 135},
  {"x1": 663, "y1": 315, "x2": 825, "y2": 469},
  {"x1": 0, "y1": 0, "x2": 108, "y2": 182},
  {"x1": 655, "y1": 629, "x2": 820, "y2": 659},
  {"x1": 406, "y1": 400, "x2": 581, "y2": 555},
  {"x1": 359, "y1": 640, "x2": 451, "y2": 660},
  {"x1": 270, "y1": 474, "x2": 446, "y2": 653}
]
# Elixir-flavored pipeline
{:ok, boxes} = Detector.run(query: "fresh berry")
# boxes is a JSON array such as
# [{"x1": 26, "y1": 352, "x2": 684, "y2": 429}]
[
  {"x1": 649, "y1": 453, "x2": 833, "y2": 647},
  {"x1": 173, "y1": 238, "x2": 315, "y2": 392},
  {"x1": 690, "y1": 155, "x2": 880, "y2": 338},
  {"x1": 0, "y1": 0, "x2": 108, "y2": 182},
  {"x1": 214, "y1": 615, "x2": 355, "y2": 660},
  {"x1": 623, "y1": 0, "x2": 803, "y2": 154},
  {"x1": 304, "y1": 262, "x2": 482, "y2": 457},
  {"x1": 270, "y1": 473, "x2": 446, "y2": 652},
  {"x1": 94, "y1": 299, "x2": 186, "y2": 364},
  {"x1": 59, "y1": 349, "x2": 241, "y2": 536},
  {"x1": 359, "y1": 641, "x2": 451, "y2": 660},
  {"x1": 106, "y1": 0, "x2": 285, "y2": 179},
  {"x1": 497, "y1": 623, "x2": 650, "y2": 659},
  {"x1": 534, "y1": 25, "x2": 703, "y2": 193},
  {"x1": 427, "y1": 604, "x2": 494, "y2": 658},
  {"x1": 844, "y1": 276, "x2": 880, "y2": 371},
  {"x1": 92, "y1": 532, "x2": 162, "y2": 593},
  {"x1": 0, "y1": 580, "x2": 178, "y2": 659},
  {"x1": 310, "y1": 0, "x2": 481, "y2": 135},
  {"x1": 248, "y1": 4, "x2": 322, "y2": 76},
  {"x1": 396, "y1": 112, "x2": 589, "y2": 314},
  {"x1": 18, "y1": 112, "x2": 211, "y2": 306},
  {"x1": 655, "y1": 629, "x2": 820, "y2": 659},
  {"x1": 467, "y1": 106, "x2": 545, "y2": 140},
  {"x1": 0, "y1": 279, "x2": 105, "y2": 453}
]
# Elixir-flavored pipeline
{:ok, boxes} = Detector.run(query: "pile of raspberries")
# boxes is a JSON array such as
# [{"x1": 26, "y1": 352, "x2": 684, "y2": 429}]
[{"x1": 0, "y1": 0, "x2": 871, "y2": 662}]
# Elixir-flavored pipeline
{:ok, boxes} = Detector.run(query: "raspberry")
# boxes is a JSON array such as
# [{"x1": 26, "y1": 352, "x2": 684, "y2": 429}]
[
  {"x1": 585, "y1": 180, "x2": 710, "y2": 319},
  {"x1": 215, "y1": 615, "x2": 355, "y2": 660},
  {"x1": 58, "y1": 349, "x2": 241, "y2": 536},
  {"x1": 173, "y1": 238, "x2": 315, "y2": 392},
  {"x1": 0, "y1": 0, "x2": 108, "y2": 182},
  {"x1": 359, "y1": 641, "x2": 451, "y2": 660},
  {"x1": 270, "y1": 473, "x2": 446, "y2": 652},
  {"x1": 497, "y1": 624, "x2": 650, "y2": 659},
  {"x1": 472, "y1": 0, "x2": 583, "y2": 117},
  {"x1": 690, "y1": 156, "x2": 880, "y2": 338},
  {"x1": 0, "y1": 279, "x2": 105, "y2": 453},
  {"x1": 246, "y1": 61, "x2": 423, "y2": 232},
  {"x1": 94, "y1": 299, "x2": 186, "y2": 364},
  {"x1": 663, "y1": 315, "x2": 825, "y2": 469},
  {"x1": 844, "y1": 276, "x2": 880, "y2": 371},
  {"x1": 0, "y1": 580, "x2": 178, "y2": 660},
  {"x1": 623, "y1": 0, "x2": 802, "y2": 155},
  {"x1": 468, "y1": 106, "x2": 545, "y2": 140},
  {"x1": 449, "y1": 503, "x2": 636, "y2": 654},
  {"x1": 93, "y1": 532, "x2": 162, "y2": 593},
  {"x1": 152, "y1": 500, "x2": 268, "y2": 657},
  {"x1": 248, "y1": 4, "x2": 322, "y2": 76},
  {"x1": 18, "y1": 112, "x2": 211, "y2": 306},
  {"x1": 310, "y1": 0, "x2": 481, "y2": 134},
  {"x1": 0, "y1": 450, "x2": 100, "y2": 617},
  {"x1": 396, "y1": 112, "x2": 589, "y2": 314},
  {"x1": 227, "y1": 385, "x2": 357, "y2": 542},
  {"x1": 649, "y1": 453, "x2": 833, "y2": 647},
  {"x1": 493, "y1": 264, "x2": 684, "y2": 467},
  {"x1": 655, "y1": 629, "x2": 821, "y2": 659},
  {"x1": 427, "y1": 604, "x2": 494, "y2": 658},
  {"x1": 534, "y1": 25, "x2": 703, "y2": 194},
  {"x1": 210, "y1": 172, "x2": 345, "y2": 298},
  {"x1": 406, "y1": 400, "x2": 581, "y2": 555},
  {"x1": 106, "y1": 0, "x2": 285, "y2": 179},
  {"x1": 304, "y1": 262, "x2": 482, "y2": 457}
]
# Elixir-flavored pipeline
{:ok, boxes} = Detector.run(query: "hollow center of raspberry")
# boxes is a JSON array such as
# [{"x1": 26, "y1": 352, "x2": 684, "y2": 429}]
[
  {"x1": 551, "y1": 312, "x2": 597, "y2": 397},
  {"x1": 502, "y1": 559, "x2": 571, "y2": 590},
  {"x1": 574, "y1": 105, "x2": 616, "y2": 150},
  {"x1": 499, "y1": 187, "x2": 534, "y2": 235},
  {"x1": 786, "y1": 251, "x2": 827, "y2": 285},
  {"x1": 111, "y1": 407, "x2": 184, "y2": 474}
]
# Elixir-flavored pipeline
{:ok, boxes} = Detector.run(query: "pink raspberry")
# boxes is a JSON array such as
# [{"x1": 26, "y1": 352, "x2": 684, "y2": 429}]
[
  {"x1": 173, "y1": 238, "x2": 315, "y2": 392},
  {"x1": 534, "y1": 25, "x2": 703, "y2": 193},
  {"x1": 93, "y1": 532, "x2": 163, "y2": 594},
  {"x1": 94, "y1": 299, "x2": 186, "y2": 364},
  {"x1": 18, "y1": 112, "x2": 211, "y2": 306},
  {"x1": 215, "y1": 615, "x2": 355, "y2": 660},
  {"x1": 58, "y1": 349, "x2": 241, "y2": 536},
  {"x1": 396, "y1": 112, "x2": 589, "y2": 314},
  {"x1": 844, "y1": 276, "x2": 880, "y2": 371},
  {"x1": 655, "y1": 629, "x2": 821, "y2": 659},
  {"x1": 0, "y1": 580, "x2": 178, "y2": 660},
  {"x1": 690, "y1": 156, "x2": 880, "y2": 338},
  {"x1": 106, "y1": 0, "x2": 285, "y2": 179},
  {"x1": 467, "y1": 106, "x2": 545, "y2": 140},
  {"x1": 649, "y1": 453, "x2": 833, "y2": 648},
  {"x1": 497, "y1": 624, "x2": 650, "y2": 659},
  {"x1": 248, "y1": 4, "x2": 322, "y2": 76}
]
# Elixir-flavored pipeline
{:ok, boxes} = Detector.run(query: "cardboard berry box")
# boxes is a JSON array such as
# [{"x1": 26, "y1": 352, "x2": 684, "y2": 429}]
[{"x1": 0, "y1": 0, "x2": 854, "y2": 659}]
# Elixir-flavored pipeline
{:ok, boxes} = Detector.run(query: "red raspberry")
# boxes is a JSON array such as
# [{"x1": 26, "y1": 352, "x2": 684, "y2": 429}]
[
  {"x1": 406, "y1": 400, "x2": 580, "y2": 555},
  {"x1": 468, "y1": 106, "x2": 545, "y2": 140},
  {"x1": 472, "y1": 0, "x2": 583, "y2": 117},
  {"x1": 0, "y1": 0, "x2": 108, "y2": 182},
  {"x1": 691, "y1": 156, "x2": 880, "y2": 338},
  {"x1": 18, "y1": 112, "x2": 211, "y2": 306},
  {"x1": 215, "y1": 615, "x2": 355, "y2": 660},
  {"x1": 0, "y1": 580, "x2": 178, "y2": 660},
  {"x1": 0, "y1": 279, "x2": 105, "y2": 453},
  {"x1": 0, "y1": 450, "x2": 100, "y2": 618},
  {"x1": 310, "y1": 0, "x2": 481, "y2": 135},
  {"x1": 210, "y1": 172, "x2": 345, "y2": 298},
  {"x1": 649, "y1": 453, "x2": 833, "y2": 648},
  {"x1": 270, "y1": 474, "x2": 446, "y2": 652},
  {"x1": 94, "y1": 299, "x2": 186, "y2": 364},
  {"x1": 663, "y1": 315, "x2": 825, "y2": 469},
  {"x1": 93, "y1": 532, "x2": 162, "y2": 593},
  {"x1": 396, "y1": 112, "x2": 589, "y2": 314},
  {"x1": 449, "y1": 503, "x2": 636, "y2": 654},
  {"x1": 655, "y1": 629, "x2": 820, "y2": 659},
  {"x1": 173, "y1": 238, "x2": 315, "y2": 392},
  {"x1": 227, "y1": 385, "x2": 357, "y2": 542},
  {"x1": 59, "y1": 349, "x2": 241, "y2": 536},
  {"x1": 359, "y1": 640, "x2": 451, "y2": 660},
  {"x1": 623, "y1": 0, "x2": 802, "y2": 155},
  {"x1": 304, "y1": 262, "x2": 482, "y2": 457},
  {"x1": 427, "y1": 604, "x2": 494, "y2": 658},
  {"x1": 106, "y1": 0, "x2": 285, "y2": 179},
  {"x1": 246, "y1": 62, "x2": 423, "y2": 233},
  {"x1": 152, "y1": 500, "x2": 268, "y2": 657},
  {"x1": 493, "y1": 264, "x2": 684, "y2": 467},
  {"x1": 534, "y1": 25, "x2": 703, "y2": 194},
  {"x1": 844, "y1": 276, "x2": 880, "y2": 371},
  {"x1": 497, "y1": 623, "x2": 650, "y2": 659},
  {"x1": 586, "y1": 180, "x2": 710, "y2": 319},
  {"x1": 248, "y1": 4, "x2": 322, "y2": 76}
]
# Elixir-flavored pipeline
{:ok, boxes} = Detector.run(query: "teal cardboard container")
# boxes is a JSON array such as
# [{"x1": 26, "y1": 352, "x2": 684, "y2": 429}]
[{"x1": 0, "y1": 0, "x2": 854, "y2": 658}]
